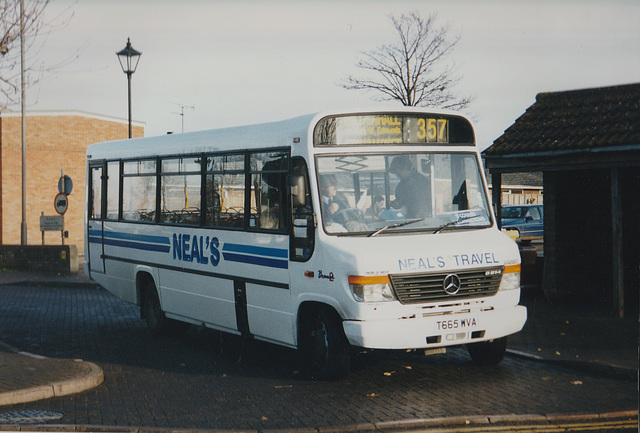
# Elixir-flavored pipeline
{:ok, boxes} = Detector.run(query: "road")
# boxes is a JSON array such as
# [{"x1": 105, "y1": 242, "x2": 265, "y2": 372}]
[{"x1": 0, "y1": 284, "x2": 636, "y2": 431}]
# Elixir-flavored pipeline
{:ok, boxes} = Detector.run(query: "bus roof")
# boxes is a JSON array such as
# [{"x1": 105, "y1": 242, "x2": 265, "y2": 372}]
[
  {"x1": 87, "y1": 113, "x2": 316, "y2": 160},
  {"x1": 86, "y1": 108, "x2": 474, "y2": 160}
]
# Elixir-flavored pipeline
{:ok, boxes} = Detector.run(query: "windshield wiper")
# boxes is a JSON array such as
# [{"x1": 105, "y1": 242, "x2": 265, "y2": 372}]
[
  {"x1": 433, "y1": 215, "x2": 479, "y2": 234},
  {"x1": 368, "y1": 218, "x2": 425, "y2": 237}
]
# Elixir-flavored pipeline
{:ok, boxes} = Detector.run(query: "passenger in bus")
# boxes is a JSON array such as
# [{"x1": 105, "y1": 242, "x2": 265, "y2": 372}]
[
  {"x1": 319, "y1": 174, "x2": 350, "y2": 223},
  {"x1": 368, "y1": 195, "x2": 385, "y2": 218},
  {"x1": 389, "y1": 155, "x2": 431, "y2": 218}
]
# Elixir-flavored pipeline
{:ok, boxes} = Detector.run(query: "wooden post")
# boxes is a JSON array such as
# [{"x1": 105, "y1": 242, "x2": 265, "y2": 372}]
[
  {"x1": 611, "y1": 168, "x2": 624, "y2": 318},
  {"x1": 542, "y1": 171, "x2": 557, "y2": 301},
  {"x1": 491, "y1": 172, "x2": 502, "y2": 229}
]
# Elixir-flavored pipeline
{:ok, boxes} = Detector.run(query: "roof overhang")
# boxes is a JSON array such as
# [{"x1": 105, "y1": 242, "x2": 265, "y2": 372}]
[{"x1": 484, "y1": 144, "x2": 640, "y2": 173}]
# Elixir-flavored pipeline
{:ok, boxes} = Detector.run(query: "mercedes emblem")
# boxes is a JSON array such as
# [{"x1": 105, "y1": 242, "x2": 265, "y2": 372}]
[{"x1": 443, "y1": 274, "x2": 461, "y2": 295}]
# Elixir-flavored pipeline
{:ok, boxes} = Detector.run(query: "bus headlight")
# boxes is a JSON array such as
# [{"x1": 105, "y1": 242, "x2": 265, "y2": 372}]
[
  {"x1": 348, "y1": 275, "x2": 397, "y2": 303},
  {"x1": 499, "y1": 264, "x2": 521, "y2": 291}
]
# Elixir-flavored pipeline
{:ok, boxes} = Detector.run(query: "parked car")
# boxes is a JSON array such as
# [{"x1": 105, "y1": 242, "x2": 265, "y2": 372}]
[{"x1": 501, "y1": 204, "x2": 544, "y2": 242}]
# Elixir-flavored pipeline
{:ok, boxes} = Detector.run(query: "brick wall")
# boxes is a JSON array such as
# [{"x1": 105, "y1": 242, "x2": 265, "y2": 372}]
[{"x1": 0, "y1": 112, "x2": 144, "y2": 255}]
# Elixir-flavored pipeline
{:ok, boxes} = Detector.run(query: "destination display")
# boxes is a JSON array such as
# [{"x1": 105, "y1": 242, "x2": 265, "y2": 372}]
[{"x1": 314, "y1": 113, "x2": 475, "y2": 146}]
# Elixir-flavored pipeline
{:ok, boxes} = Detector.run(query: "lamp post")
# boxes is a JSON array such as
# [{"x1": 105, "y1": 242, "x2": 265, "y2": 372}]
[
  {"x1": 116, "y1": 38, "x2": 141, "y2": 138},
  {"x1": 20, "y1": 0, "x2": 27, "y2": 244}
]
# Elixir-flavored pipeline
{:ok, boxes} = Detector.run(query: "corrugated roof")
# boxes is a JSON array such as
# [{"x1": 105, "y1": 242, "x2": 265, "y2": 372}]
[{"x1": 484, "y1": 83, "x2": 640, "y2": 156}]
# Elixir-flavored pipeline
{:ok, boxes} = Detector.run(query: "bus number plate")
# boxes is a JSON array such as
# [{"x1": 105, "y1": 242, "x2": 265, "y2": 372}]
[{"x1": 435, "y1": 317, "x2": 478, "y2": 331}]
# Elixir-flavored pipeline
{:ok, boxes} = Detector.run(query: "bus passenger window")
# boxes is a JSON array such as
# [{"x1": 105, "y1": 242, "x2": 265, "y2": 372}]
[
  {"x1": 122, "y1": 160, "x2": 157, "y2": 222},
  {"x1": 205, "y1": 154, "x2": 245, "y2": 228},
  {"x1": 250, "y1": 151, "x2": 288, "y2": 231},
  {"x1": 106, "y1": 161, "x2": 120, "y2": 220},
  {"x1": 159, "y1": 157, "x2": 202, "y2": 225},
  {"x1": 89, "y1": 165, "x2": 102, "y2": 220}
]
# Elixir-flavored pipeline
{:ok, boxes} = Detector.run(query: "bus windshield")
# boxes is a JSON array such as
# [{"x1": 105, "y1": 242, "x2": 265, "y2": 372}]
[{"x1": 316, "y1": 152, "x2": 492, "y2": 235}]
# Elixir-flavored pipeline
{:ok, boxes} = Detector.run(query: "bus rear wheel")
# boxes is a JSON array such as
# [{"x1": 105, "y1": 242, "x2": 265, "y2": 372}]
[
  {"x1": 300, "y1": 307, "x2": 350, "y2": 380},
  {"x1": 141, "y1": 282, "x2": 169, "y2": 334},
  {"x1": 467, "y1": 337, "x2": 507, "y2": 365}
]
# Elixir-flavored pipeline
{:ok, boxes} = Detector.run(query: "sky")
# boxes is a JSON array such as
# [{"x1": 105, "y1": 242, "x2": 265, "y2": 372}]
[{"x1": 13, "y1": 0, "x2": 640, "y2": 150}]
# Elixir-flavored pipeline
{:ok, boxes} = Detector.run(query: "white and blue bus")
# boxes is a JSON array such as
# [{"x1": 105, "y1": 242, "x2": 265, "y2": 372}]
[{"x1": 85, "y1": 108, "x2": 526, "y2": 378}]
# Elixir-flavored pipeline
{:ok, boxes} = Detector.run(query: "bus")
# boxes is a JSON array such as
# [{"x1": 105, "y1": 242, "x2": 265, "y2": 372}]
[{"x1": 85, "y1": 108, "x2": 526, "y2": 379}]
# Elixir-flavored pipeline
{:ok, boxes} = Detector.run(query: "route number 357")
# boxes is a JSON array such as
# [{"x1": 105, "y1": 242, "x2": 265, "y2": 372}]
[{"x1": 417, "y1": 118, "x2": 448, "y2": 143}]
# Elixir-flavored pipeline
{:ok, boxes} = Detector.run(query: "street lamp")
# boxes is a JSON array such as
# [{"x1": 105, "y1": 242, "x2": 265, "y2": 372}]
[{"x1": 116, "y1": 38, "x2": 141, "y2": 138}]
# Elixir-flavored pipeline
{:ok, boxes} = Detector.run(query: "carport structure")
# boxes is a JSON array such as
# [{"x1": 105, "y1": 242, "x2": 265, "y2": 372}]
[{"x1": 483, "y1": 83, "x2": 640, "y2": 317}]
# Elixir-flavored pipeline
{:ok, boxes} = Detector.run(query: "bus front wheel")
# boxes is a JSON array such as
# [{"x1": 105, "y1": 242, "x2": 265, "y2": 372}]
[
  {"x1": 467, "y1": 337, "x2": 507, "y2": 366},
  {"x1": 299, "y1": 307, "x2": 350, "y2": 380}
]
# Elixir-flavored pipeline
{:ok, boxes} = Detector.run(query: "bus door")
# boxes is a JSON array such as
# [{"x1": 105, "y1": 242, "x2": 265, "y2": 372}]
[
  {"x1": 289, "y1": 157, "x2": 315, "y2": 262},
  {"x1": 235, "y1": 150, "x2": 296, "y2": 345},
  {"x1": 87, "y1": 162, "x2": 105, "y2": 274}
]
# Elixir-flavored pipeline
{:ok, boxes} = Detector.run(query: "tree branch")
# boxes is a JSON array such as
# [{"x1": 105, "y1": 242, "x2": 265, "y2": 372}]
[{"x1": 340, "y1": 11, "x2": 472, "y2": 112}]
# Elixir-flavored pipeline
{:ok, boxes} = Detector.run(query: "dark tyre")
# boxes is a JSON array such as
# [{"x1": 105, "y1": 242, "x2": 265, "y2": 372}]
[
  {"x1": 467, "y1": 337, "x2": 507, "y2": 365},
  {"x1": 141, "y1": 282, "x2": 169, "y2": 334},
  {"x1": 299, "y1": 307, "x2": 350, "y2": 380}
]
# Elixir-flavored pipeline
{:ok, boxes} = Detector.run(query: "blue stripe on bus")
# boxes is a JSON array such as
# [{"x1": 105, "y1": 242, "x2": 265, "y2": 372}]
[
  {"x1": 88, "y1": 229, "x2": 170, "y2": 245},
  {"x1": 104, "y1": 231, "x2": 170, "y2": 245},
  {"x1": 222, "y1": 252, "x2": 288, "y2": 269},
  {"x1": 88, "y1": 230, "x2": 171, "y2": 253},
  {"x1": 222, "y1": 243, "x2": 288, "y2": 258},
  {"x1": 89, "y1": 231, "x2": 287, "y2": 268},
  {"x1": 221, "y1": 243, "x2": 289, "y2": 269},
  {"x1": 103, "y1": 238, "x2": 171, "y2": 253}
]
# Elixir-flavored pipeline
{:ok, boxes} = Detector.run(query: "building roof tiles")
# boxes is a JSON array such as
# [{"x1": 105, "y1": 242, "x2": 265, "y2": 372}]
[{"x1": 484, "y1": 83, "x2": 640, "y2": 156}]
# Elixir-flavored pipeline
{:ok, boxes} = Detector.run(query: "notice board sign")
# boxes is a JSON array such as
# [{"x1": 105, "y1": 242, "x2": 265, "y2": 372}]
[{"x1": 40, "y1": 215, "x2": 64, "y2": 231}]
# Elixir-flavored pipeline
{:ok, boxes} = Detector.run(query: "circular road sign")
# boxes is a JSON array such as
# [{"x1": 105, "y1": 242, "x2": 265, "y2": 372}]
[
  {"x1": 54, "y1": 193, "x2": 69, "y2": 215},
  {"x1": 58, "y1": 175, "x2": 73, "y2": 195}
]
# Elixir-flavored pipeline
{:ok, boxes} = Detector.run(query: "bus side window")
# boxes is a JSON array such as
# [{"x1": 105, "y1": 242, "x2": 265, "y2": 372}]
[
  {"x1": 122, "y1": 159, "x2": 157, "y2": 222},
  {"x1": 159, "y1": 157, "x2": 201, "y2": 225},
  {"x1": 105, "y1": 161, "x2": 120, "y2": 220},
  {"x1": 250, "y1": 151, "x2": 288, "y2": 231},
  {"x1": 89, "y1": 165, "x2": 103, "y2": 220},
  {"x1": 205, "y1": 154, "x2": 245, "y2": 228},
  {"x1": 290, "y1": 157, "x2": 315, "y2": 261}
]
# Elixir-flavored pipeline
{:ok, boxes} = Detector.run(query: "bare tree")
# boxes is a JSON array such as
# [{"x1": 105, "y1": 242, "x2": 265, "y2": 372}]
[
  {"x1": 0, "y1": 0, "x2": 73, "y2": 107},
  {"x1": 341, "y1": 12, "x2": 472, "y2": 110}
]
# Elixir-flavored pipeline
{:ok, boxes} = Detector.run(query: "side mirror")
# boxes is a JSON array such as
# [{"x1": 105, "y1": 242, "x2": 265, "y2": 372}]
[{"x1": 288, "y1": 175, "x2": 306, "y2": 208}]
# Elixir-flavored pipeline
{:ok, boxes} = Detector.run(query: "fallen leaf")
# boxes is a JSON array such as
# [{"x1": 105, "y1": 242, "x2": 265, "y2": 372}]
[
  {"x1": 403, "y1": 365, "x2": 412, "y2": 370},
  {"x1": 555, "y1": 351, "x2": 561, "y2": 356},
  {"x1": 541, "y1": 377, "x2": 549, "y2": 381},
  {"x1": 367, "y1": 393, "x2": 377, "y2": 397},
  {"x1": 383, "y1": 371, "x2": 396, "y2": 376},
  {"x1": 261, "y1": 416, "x2": 269, "y2": 421},
  {"x1": 571, "y1": 380, "x2": 583, "y2": 385}
]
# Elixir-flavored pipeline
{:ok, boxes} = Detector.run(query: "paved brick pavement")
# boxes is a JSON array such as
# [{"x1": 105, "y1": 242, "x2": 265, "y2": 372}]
[
  {"x1": 0, "y1": 273, "x2": 637, "y2": 432},
  {"x1": 509, "y1": 289, "x2": 638, "y2": 377},
  {"x1": 0, "y1": 343, "x2": 102, "y2": 406}
]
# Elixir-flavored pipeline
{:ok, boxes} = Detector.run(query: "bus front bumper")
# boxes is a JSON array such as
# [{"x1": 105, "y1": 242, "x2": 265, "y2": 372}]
[{"x1": 342, "y1": 305, "x2": 527, "y2": 350}]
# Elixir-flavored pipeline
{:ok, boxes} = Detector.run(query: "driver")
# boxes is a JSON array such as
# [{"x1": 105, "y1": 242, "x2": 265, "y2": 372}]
[{"x1": 389, "y1": 155, "x2": 431, "y2": 218}]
